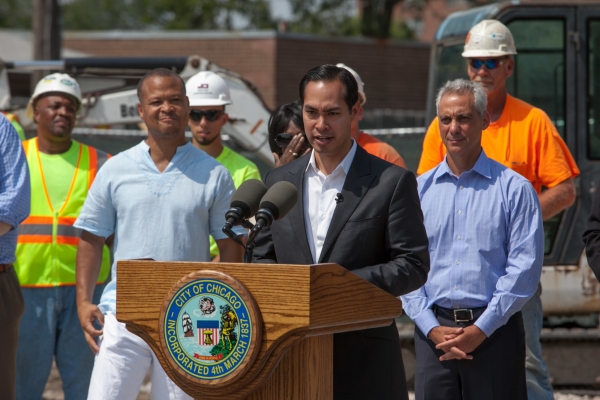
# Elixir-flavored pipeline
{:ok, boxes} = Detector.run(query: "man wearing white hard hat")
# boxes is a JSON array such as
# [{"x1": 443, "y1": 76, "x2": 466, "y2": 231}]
[
  {"x1": 185, "y1": 71, "x2": 260, "y2": 261},
  {"x1": 417, "y1": 20, "x2": 579, "y2": 400},
  {"x1": 14, "y1": 73, "x2": 112, "y2": 399},
  {"x1": 336, "y1": 63, "x2": 407, "y2": 168}
]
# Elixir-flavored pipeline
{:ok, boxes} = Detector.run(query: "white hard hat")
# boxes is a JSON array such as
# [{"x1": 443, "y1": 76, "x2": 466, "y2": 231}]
[
  {"x1": 26, "y1": 73, "x2": 82, "y2": 119},
  {"x1": 185, "y1": 71, "x2": 232, "y2": 107},
  {"x1": 336, "y1": 63, "x2": 366, "y2": 105},
  {"x1": 462, "y1": 20, "x2": 517, "y2": 58}
]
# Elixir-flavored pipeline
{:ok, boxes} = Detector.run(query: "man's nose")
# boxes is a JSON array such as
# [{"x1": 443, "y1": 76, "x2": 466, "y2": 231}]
[
  {"x1": 160, "y1": 102, "x2": 176, "y2": 113},
  {"x1": 476, "y1": 65, "x2": 490, "y2": 75},
  {"x1": 449, "y1": 119, "x2": 461, "y2": 133},
  {"x1": 315, "y1": 115, "x2": 327, "y2": 130}
]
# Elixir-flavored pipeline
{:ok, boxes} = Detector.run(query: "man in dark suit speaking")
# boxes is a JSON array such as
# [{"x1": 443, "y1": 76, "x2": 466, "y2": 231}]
[{"x1": 252, "y1": 64, "x2": 430, "y2": 400}]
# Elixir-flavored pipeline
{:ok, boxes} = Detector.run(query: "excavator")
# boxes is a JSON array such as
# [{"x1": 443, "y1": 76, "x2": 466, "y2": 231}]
[{"x1": 1, "y1": 55, "x2": 275, "y2": 168}]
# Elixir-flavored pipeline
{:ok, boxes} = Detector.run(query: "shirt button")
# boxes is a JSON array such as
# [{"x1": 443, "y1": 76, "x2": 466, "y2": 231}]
[
  {"x1": 456, "y1": 261, "x2": 460, "y2": 265},
  {"x1": 457, "y1": 235, "x2": 462, "y2": 240},
  {"x1": 454, "y1": 285, "x2": 458, "y2": 290},
  {"x1": 318, "y1": 241, "x2": 323, "y2": 246},
  {"x1": 320, "y1": 214, "x2": 325, "y2": 219},
  {"x1": 460, "y1": 186, "x2": 464, "y2": 190},
  {"x1": 458, "y1": 210, "x2": 462, "y2": 215}
]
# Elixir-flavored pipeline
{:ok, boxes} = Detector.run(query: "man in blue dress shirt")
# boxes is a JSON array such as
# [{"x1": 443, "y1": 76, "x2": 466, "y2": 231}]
[
  {"x1": 402, "y1": 79, "x2": 544, "y2": 400},
  {"x1": 0, "y1": 114, "x2": 30, "y2": 400}
]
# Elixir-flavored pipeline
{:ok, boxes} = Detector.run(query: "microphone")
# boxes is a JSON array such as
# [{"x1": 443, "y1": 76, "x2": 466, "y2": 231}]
[
  {"x1": 223, "y1": 179, "x2": 268, "y2": 236},
  {"x1": 247, "y1": 181, "x2": 298, "y2": 246},
  {"x1": 335, "y1": 193, "x2": 344, "y2": 204}
]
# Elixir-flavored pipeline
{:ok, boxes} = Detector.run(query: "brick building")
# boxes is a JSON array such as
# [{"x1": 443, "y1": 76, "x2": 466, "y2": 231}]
[{"x1": 63, "y1": 30, "x2": 431, "y2": 112}]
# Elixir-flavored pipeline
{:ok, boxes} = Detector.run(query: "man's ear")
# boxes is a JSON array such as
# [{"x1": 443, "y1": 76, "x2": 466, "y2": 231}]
[
  {"x1": 351, "y1": 101, "x2": 360, "y2": 121},
  {"x1": 357, "y1": 105, "x2": 364, "y2": 122},
  {"x1": 137, "y1": 102, "x2": 144, "y2": 120},
  {"x1": 505, "y1": 57, "x2": 515, "y2": 78},
  {"x1": 482, "y1": 110, "x2": 491, "y2": 130}
]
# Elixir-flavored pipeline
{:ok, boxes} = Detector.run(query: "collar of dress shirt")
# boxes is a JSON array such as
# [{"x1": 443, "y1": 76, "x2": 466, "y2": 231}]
[
  {"x1": 141, "y1": 139, "x2": 192, "y2": 154},
  {"x1": 306, "y1": 139, "x2": 357, "y2": 176},
  {"x1": 435, "y1": 148, "x2": 492, "y2": 181}
]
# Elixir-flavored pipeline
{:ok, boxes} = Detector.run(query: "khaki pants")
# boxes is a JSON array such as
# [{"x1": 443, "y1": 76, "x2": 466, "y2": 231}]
[{"x1": 0, "y1": 267, "x2": 24, "y2": 400}]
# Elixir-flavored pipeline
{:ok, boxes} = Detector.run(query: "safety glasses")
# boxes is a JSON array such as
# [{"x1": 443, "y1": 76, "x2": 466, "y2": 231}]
[
  {"x1": 189, "y1": 109, "x2": 223, "y2": 122},
  {"x1": 468, "y1": 58, "x2": 506, "y2": 70},
  {"x1": 275, "y1": 132, "x2": 306, "y2": 148}
]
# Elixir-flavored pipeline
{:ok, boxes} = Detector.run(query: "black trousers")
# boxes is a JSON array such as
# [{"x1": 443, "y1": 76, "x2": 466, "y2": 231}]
[
  {"x1": 333, "y1": 322, "x2": 408, "y2": 400},
  {"x1": 414, "y1": 311, "x2": 526, "y2": 400},
  {"x1": 0, "y1": 267, "x2": 24, "y2": 400}
]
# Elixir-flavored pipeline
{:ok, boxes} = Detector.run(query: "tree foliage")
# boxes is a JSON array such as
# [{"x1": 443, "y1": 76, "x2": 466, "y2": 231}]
[
  {"x1": 287, "y1": 0, "x2": 356, "y2": 36},
  {"x1": 60, "y1": 0, "x2": 275, "y2": 30},
  {"x1": 0, "y1": 0, "x2": 423, "y2": 39},
  {"x1": 360, "y1": 0, "x2": 402, "y2": 38},
  {"x1": 0, "y1": 0, "x2": 33, "y2": 29}
]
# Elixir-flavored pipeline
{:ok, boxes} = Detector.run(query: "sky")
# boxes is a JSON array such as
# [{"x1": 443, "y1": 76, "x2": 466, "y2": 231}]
[{"x1": 269, "y1": 0, "x2": 293, "y2": 20}]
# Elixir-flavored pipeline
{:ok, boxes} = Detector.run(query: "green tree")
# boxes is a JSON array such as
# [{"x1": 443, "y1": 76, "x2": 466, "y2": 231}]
[
  {"x1": 0, "y1": 0, "x2": 33, "y2": 29},
  {"x1": 287, "y1": 0, "x2": 356, "y2": 36},
  {"x1": 61, "y1": 0, "x2": 275, "y2": 30},
  {"x1": 360, "y1": 0, "x2": 402, "y2": 38}
]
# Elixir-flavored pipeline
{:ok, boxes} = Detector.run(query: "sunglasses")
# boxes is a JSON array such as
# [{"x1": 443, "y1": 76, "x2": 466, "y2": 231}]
[
  {"x1": 275, "y1": 132, "x2": 306, "y2": 148},
  {"x1": 468, "y1": 58, "x2": 506, "y2": 70},
  {"x1": 189, "y1": 109, "x2": 223, "y2": 122}
]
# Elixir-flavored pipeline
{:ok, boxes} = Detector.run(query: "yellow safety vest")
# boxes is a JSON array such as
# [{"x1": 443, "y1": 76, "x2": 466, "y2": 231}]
[{"x1": 15, "y1": 138, "x2": 111, "y2": 287}]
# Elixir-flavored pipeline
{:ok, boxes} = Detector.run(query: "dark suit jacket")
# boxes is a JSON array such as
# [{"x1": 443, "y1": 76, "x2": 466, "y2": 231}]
[
  {"x1": 584, "y1": 179, "x2": 600, "y2": 280},
  {"x1": 253, "y1": 146, "x2": 430, "y2": 400}
]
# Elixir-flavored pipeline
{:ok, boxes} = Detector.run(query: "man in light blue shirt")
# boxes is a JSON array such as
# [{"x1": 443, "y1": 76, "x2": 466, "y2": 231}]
[
  {"x1": 402, "y1": 79, "x2": 543, "y2": 400},
  {"x1": 75, "y1": 69, "x2": 245, "y2": 400},
  {"x1": 0, "y1": 114, "x2": 30, "y2": 400}
]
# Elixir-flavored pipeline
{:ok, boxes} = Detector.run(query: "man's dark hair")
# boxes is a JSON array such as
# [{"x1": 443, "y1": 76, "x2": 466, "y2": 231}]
[
  {"x1": 299, "y1": 64, "x2": 359, "y2": 112},
  {"x1": 267, "y1": 100, "x2": 304, "y2": 156},
  {"x1": 137, "y1": 68, "x2": 185, "y2": 102}
]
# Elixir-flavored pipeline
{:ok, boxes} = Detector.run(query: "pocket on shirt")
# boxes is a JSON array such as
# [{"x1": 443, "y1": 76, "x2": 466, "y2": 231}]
[
  {"x1": 505, "y1": 160, "x2": 528, "y2": 178},
  {"x1": 342, "y1": 216, "x2": 381, "y2": 231}
]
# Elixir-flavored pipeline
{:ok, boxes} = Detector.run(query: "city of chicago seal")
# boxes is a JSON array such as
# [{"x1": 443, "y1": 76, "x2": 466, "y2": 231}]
[{"x1": 160, "y1": 270, "x2": 262, "y2": 386}]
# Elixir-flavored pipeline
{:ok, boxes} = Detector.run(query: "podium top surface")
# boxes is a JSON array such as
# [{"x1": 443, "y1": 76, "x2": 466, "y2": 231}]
[{"x1": 117, "y1": 260, "x2": 402, "y2": 337}]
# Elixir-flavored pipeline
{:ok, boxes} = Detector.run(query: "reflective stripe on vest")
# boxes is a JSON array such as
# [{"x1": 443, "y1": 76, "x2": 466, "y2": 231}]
[
  {"x1": 2, "y1": 112, "x2": 16, "y2": 123},
  {"x1": 14, "y1": 138, "x2": 111, "y2": 287}
]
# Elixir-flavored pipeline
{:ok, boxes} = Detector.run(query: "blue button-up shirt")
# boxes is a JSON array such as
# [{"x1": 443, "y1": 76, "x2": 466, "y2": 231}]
[
  {"x1": 402, "y1": 150, "x2": 543, "y2": 337},
  {"x1": 0, "y1": 115, "x2": 30, "y2": 264}
]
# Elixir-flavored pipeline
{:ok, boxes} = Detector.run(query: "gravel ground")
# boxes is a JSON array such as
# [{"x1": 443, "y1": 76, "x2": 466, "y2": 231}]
[
  {"x1": 42, "y1": 361, "x2": 151, "y2": 400},
  {"x1": 41, "y1": 363, "x2": 600, "y2": 400}
]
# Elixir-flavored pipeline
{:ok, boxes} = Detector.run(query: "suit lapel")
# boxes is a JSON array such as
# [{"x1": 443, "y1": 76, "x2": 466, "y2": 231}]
[
  {"x1": 285, "y1": 158, "x2": 314, "y2": 264},
  {"x1": 319, "y1": 147, "x2": 375, "y2": 263}
]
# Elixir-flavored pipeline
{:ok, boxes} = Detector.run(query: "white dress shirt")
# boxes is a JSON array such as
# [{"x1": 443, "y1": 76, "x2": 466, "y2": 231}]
[{"x1": 304, "y1": 140, "x2": 357, "y2": 263}]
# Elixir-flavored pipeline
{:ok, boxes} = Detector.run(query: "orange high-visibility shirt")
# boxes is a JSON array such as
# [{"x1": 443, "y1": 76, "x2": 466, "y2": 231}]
[
  {"x1": 357, "y1": 132, "x2": 407, "y2": 168},
  {"x1": 417, "y1": 95, "x2": 580, "y2": 194}
]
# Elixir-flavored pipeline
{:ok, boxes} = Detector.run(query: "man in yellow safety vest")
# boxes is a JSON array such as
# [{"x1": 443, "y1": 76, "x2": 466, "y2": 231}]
[
  {"x1": 185, "y1": 71, "x2": 261, "y2": 261},
  {"x1": 1, "y1": 112, "x2": 26, "y2": 140},
  {"x1": 13, "y1": 73, "x2": 111, "y2": 400}
]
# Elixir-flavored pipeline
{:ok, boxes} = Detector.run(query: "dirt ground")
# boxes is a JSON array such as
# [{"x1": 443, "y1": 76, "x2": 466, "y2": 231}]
[{"x1": 42, "y1": 361, "x2": 150, "y2": 400}]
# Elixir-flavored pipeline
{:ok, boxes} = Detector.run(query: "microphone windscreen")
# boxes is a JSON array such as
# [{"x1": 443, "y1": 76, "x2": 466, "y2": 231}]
[
  {"x1": 231, "y1": 179, "x2": 268, "y2": 218},
  {"x1": 259, "y1": 181, "x2": 298, "y2": 220}
]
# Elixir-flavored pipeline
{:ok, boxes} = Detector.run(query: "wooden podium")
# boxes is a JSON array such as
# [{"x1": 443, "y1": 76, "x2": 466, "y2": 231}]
[{"x1": 117, "y1": 260, "x2": 403, "y2": 399}]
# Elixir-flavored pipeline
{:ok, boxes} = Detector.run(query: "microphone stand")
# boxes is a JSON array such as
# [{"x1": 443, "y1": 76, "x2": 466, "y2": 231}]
[
  {"x1": 240, "y1": 220, "x2": 255, "y2": 264},
  {"x1": 223, "y1": 219, "x2": 256, "y2": 264}
]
